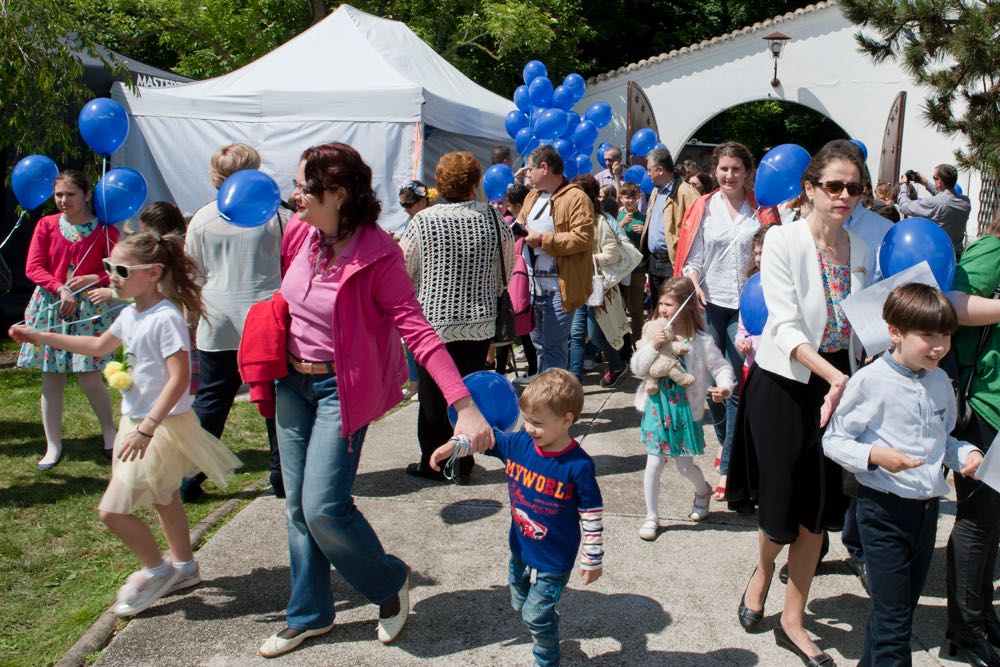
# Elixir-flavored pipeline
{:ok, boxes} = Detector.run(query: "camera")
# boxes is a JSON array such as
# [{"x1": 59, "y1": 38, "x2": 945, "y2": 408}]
[{"x1": 905, "y1": 170, "x2": 919, "y2": 183}]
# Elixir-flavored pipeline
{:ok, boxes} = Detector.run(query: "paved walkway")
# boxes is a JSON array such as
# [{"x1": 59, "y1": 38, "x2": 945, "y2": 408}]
[{"x1": 95, "y1": 375, "x2": 966, "y2": 666}]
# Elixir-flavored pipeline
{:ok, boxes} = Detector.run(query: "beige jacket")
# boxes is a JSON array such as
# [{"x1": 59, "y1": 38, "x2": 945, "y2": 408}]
[{"x1": 638, "y1": 177, "x2": 701, "y2": 263}]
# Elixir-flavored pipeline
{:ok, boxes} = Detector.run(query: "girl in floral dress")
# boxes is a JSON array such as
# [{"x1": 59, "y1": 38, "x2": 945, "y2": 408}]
[
  {"x1": 631, "y1": 277, "x2": 735, "y2": 540},
  {"x1": 17, "y1": 170, "x2": 119, "y2": 470}
]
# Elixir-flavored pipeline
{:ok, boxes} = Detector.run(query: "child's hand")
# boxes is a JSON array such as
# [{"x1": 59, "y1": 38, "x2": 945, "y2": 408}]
[
  {"x1": 735, "y1": 338, "x2": 752, "y2": 355},
  {"x1": 652, "y1": 328, "x2": 668, "y2": 349},
  {"x1": 429, "y1": 442, "x2": 456, "y2": 471},
  {"x1": 58, "y1": 290, "x2": 78, "y2": 317},
  {"x1": 579, "y1": 567, "x2": 602, "y2": 585},
  {"x1": 8, "y1": 324, "x2": 41, "y2": 345},
  {"x1": 86, "y1": 287, "x2": 114, "y2": 304},
  {"x1": 707, "y1": 386, "x2": 730, "y2": 403},
  {"x1": 869, "y1": 445, "x2": 924, "y2": 473},
  {"x1": 118, "y1": 430, "x2": 152, "y2": 462},
  {"x1": 963, "y1": 450, "x2": 985, "y2": 477}
]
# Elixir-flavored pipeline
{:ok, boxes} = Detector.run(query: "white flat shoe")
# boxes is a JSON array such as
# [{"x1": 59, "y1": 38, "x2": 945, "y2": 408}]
[
  {"x1": 638, "y1": 517, "x2": 659, "y2": 541},
  {"x1": 376, "y1": 570, "x2": 410, "y2": 644},
  {"x1": 258, "y1": 623, "x2": 334, "y2": 658},
  {"x1": 690, "y1": 487, "x2": 712, "y2": 522}
]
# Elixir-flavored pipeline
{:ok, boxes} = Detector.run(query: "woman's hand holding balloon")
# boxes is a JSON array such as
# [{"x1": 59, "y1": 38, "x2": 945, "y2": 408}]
[{"x1": 452, "y1": 396, "x2": 494, "y2": 454}]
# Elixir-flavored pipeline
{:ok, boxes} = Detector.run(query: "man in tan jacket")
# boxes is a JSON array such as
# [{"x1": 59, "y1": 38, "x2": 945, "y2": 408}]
[
  {"x1": 639, "y1": 146, "x2": 700, "y2": 300},
  {"x1": 518, "y1": 145, "x2": 595, "y2": 372}
]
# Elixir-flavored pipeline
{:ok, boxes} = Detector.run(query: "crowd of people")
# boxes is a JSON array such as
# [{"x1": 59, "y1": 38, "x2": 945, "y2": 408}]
[{"x1": 6, "y1": 133, "x2": 1000, "y2": 667}]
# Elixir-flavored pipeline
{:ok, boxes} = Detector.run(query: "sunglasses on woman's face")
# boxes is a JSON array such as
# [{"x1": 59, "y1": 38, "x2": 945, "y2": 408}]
[
  {"x1": 812, "y1": 180, "x2": 864, "y2": 197},
  {"x1": 102, "y1": 259, "x2": 163, "y2": 279}
]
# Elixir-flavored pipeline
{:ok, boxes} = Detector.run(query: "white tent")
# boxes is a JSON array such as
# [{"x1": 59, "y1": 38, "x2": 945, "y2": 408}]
[{"x1": 111, "y1": 4, "x2": 513, "y2": 229}]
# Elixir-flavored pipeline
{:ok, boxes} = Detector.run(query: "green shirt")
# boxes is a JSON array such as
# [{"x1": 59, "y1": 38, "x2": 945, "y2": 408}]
[
  {"x1": 953, "y1": 235, "x2": 1000, "y2": 432},
  {"x1": 616, "y1": 210, "x2": 645, "y2": 249}
]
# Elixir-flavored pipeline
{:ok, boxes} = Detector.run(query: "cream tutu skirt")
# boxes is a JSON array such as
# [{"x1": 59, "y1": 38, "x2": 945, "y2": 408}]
[{"x1": 99, "y1": 410, "x2": 243, "y2": 514}]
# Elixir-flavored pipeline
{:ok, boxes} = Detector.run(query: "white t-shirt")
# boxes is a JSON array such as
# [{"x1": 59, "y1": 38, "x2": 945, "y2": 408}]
[
  {"x1": 523, "y1": 192, "x2": 558, "y2": 291},
  {"x1": 109, "y1": 300, "x2": 194, "y2": 418}
]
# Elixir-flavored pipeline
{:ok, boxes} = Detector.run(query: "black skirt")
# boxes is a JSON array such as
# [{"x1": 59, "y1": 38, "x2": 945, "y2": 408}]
[{"x1": 726, "y1": 351, "x2": 851, "y2": 544}]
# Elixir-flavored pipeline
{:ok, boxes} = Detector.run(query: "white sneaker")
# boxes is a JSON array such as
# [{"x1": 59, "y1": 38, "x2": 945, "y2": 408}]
[
  {"x1": 166, "y1": 561, "x2": 201, "y2": 594},
  {"x1": 112, "y1": 567, "x2": 181, "y2": 616},
  {"x1": 376, "y1": 570, "x2": 410, "y2": 643},
  {"x1": 638, "y1": 517, "x2": 659, "y2": 541}
]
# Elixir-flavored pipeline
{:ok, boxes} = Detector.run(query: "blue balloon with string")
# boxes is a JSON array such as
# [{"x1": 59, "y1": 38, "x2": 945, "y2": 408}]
[
  {"x1": 574, "y1": 153, "x2": 593, "y2": 175},
  {"x1": 640, "y1": 173, "x2": 655, "y2": 195},
  {"x1": 94, "y1": 167, "x2": 148, "y2": 225},
  {"x1": 78, "y1": 98, "x2": 130, "y2": 156},
  {"x1": 630, "y1": 128, "x2": 658, "y2": 158},
  {"x1": 754, "y1": 144, "x2": 811, "y2": 207},
  {"x1": 483, "y1": 164, "x2": 515, "y2": 201},
  {"x1": 522, "y1": 60, "x2": 548, "y2": 85},
  {"x1": 553, "y1": 138, "x2": 574, "y2": 160},
  {"x1": 515, "y1": 127, "x2": 533, "y2": 154},
  {"x1": 562, "y1": 112, "x2": 581, "y2": 139},
  {"x1": 447, "y1": 371, "x2": 520, "y2": 433},
  {"x1": 878, "y1": 217, "x2": 957, "y2": 290},
  {"x1": 583, "y1": 102, "x2": 612, "y2": 129},
  {"x1": 535, "y1": 108, "x2": 568, "y2": 140},
  {"x1": 528, "y1": 77, "x2": 553, "y2": 108},
  {"x1": 504, "y1": 110, "x2": 529, "y2": 140},
  {"x1": 563, "y1": 73, "x2": 586, "y2": 101},
  {"x1": 624, "y1": 165, "x2": 646, "y2": 184},
  {"x1": 217, "y1": 169, "x2": 280, "y2": 228},
  {"x1": 849, "y1": 139, "x2": 868, "y2": 160},
  {"x1": 739, "y1": 273, "x2": 768, "y2": 336},
  {"x1": 571, "y1": 120, "x2": 598, "y2": 150},
  {"x1": 513, "y1": 85, "x2": 531, "y2": 114},
  {"x1": 551, "y1": 85, "x2": 575, "y2": 111},
  {"x1": 11, "y1": 155, "x2": 59, "y2": 210}
]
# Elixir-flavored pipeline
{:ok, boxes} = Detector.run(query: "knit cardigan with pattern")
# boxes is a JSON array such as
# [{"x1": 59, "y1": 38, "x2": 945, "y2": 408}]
[{"x1": 401, "y1": 201, "x2": 515, "y2": 343}]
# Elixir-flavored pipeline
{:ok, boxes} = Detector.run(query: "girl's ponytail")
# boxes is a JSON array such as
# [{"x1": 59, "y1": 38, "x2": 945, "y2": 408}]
[{"x1": 117, "y1": 232, "x2": 204, "y2": 320}]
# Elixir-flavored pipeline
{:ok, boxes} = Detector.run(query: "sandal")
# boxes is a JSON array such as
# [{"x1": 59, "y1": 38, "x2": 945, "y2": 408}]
[
  {"x1": 690, "y1": 486, "x2": 712, "y2": 522},
  {"x1": 714, "y1": 475, "x2": 727, "y2": 501}
]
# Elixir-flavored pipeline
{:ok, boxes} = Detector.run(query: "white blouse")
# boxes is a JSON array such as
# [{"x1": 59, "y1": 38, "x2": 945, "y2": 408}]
[{"x1": 683, "y1": 192, "x2": 760, "y2": 309}]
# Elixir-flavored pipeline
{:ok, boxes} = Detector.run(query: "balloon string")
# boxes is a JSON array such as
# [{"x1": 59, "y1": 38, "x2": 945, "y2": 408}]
[
  {"x1": 442, "y1": 435, "x2": 471, "y2": 483},
  {"x1": 668, "y1": 232, "x2": 742, "y2": 328},
  {"x1": 35, "y1": 304, "x2": 127, "y2": 332},
  {"x1": 0, "y1": 210, "x2": 27, "y2": 250},
  {"x1": 11, "y1": 278, "x2": 109, "y2": 328},
  {"x1": 100, "y1": 158, "x2": 107, "y2": 225}
]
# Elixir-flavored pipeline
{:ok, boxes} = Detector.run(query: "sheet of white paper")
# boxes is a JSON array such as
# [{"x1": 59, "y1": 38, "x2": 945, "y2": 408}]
[
  {"x1": 840, "y1": 261, "x2": 940, "y2": 355},
  {"x1": 974, "y1": 432, "x2": 1000, "y2": 493}
]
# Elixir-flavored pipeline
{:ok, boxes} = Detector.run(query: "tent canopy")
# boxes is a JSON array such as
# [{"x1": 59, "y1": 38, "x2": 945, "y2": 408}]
[{"x1": 112, "y1": 4, "x2": 513, "y2": 226}]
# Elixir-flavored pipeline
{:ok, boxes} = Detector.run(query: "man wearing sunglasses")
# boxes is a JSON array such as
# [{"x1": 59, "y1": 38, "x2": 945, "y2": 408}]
[{"x1": 897, "y1": 164, "x2": 971, "y2": 258}]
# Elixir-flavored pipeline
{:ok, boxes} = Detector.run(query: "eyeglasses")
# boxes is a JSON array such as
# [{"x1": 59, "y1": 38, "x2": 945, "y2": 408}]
[
  {"x1": 102, "y1": 259, "x2": 163, "y2": 279},
  {"x1": 812, "y1": 180, "x2": 864, "y2": 197}
]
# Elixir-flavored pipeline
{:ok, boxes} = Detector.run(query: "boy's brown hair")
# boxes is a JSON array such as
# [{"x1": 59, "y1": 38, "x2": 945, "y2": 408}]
[
  {"x1": 520, "y1": 369, "x2": 585, "y2": 423},
  {"x1": 882, "y1": 283, "x2": 958, "y2": 334},
  {"x1": 619, "y1": 181, "x2": 640, "y2": 199}
]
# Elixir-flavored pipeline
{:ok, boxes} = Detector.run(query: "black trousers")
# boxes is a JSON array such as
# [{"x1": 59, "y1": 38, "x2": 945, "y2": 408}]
[
  {"x1": 192, "y1": 349, "x2": 281, "y2": 482},
  {"x1": 495, "y1": 335, "x2": 538, "y2": 377},
  {"x1": 947, "y1": 410, "x2": 1000, "y2": 640},
  {"x1": 416, "y1": 339, "x2": 492, "y2": 474}
]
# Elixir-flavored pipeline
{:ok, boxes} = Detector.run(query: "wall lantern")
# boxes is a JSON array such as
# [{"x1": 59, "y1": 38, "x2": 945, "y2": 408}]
[{"x1": 763, "y1": 32, "x2": 791, "y2": 88}]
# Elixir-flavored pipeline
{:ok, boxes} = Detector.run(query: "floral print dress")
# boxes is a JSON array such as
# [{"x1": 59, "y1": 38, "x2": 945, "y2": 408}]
[
  {"x1": 817, "y1": 252, "x2": 852, "y2": 353},
  {"x1": 17, "y1": 218, "x2": 117, "y2": 373},
  {"x1": 640, "y1": 353, "x2": 705, "y2": 458}
]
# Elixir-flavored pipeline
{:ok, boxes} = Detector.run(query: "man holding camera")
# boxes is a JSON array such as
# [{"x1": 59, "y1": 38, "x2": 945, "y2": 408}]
[{"x1": 898, "y1": 164, "x2": 971, "y2": 256}]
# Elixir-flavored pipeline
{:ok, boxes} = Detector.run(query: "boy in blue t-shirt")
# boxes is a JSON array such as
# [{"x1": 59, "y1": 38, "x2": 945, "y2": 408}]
[{"x1": 432, "y1": 369, "x2": 604, "y2": 667}]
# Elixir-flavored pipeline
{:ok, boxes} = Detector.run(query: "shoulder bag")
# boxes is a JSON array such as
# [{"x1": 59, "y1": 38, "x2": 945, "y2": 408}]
[
  {"x1": 956, "y1": 283, "x2": 1000, "y2": 431},
  {"x1": 490, "y1": 208, "x2": 516, "y2": 346}
]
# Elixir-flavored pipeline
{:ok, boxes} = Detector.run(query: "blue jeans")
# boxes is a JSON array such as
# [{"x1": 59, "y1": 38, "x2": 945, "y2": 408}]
[
  {"x1": 531, "y1": 289, "x2": 573, "y2": 372},
  {"x1": 857, "y1": 487, "x2": 938, "y2": 667},
  {"x1": 703, "y1": 302, "x2": 743, "y2": 474},
  {"x1": 276, "y1": 369, "x2": 407, "y2": 630},
  {"x1": 842, "y1": 495, "x2": 865, "y2": 563},
  {"x1": 509, "y1": 555, "x2": 571, "y2": 667},
  {"x1": 568, "y1": 306, "x2": 624, "y2": 378}
]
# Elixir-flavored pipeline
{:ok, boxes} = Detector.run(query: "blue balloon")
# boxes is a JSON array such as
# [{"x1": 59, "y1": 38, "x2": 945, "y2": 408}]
[
  {"x1": 562, "y1": 111, "x2": 581, "y2": 139},
  {"x1": 595, "y1": 142, "x2": 613, "y2": 169},
  {"x1": 447, "y1": 371, "x2": 520, "y2": 432},
  {"x1": 753, "y1": 144, "x2": 811, "y2": 207},
  {"x1": 563, "y1": 156, "x2": 579, "y2": 180},
  {"x1": 553, "y1": 138, "x2": 574, "y2": 161},
  {"x1": 653, "y1": 142, "x2": 667, "y2": 152},
  {"x1": 955, "y1": 183, "x2": 964, "y2": 196},
  {"x1": 513, "y1": 85, "x2": 531, "y2": 114},
  {"x1": 535, "y1": 108, "x2": 569, "y2": 140},
  {"x1": 483, "y1": 164, "x2": 515, "y2": 201},
  {"x1": 504, "y1": 110, "x2": 529, "y2": 140},
  {"x1": 739, "y1": 273, "x2": 768, "y2": 336},
  {"x1": 630, "y1": 128, "x2": 658, "y2": 158},
  {"x1": 623, "y1": 165, "x2": 646, "y2": 184},
  {"x1": 78, "y1": 98, "x2": 129, "y2": 156},
  {"x1": 849, "y1": 139, "x2": 868, "y2": 160},
  {"x1": 515, "y1": 127, "x2": 533, "y2": 154},
  {"x1": 639, "y1": 173, "x2": 655, "y2": 195},
  {"x1": 528, "y1": 77, "x2": 553, "y2": 108},
  {"x1": 217, "y1": 170, "x2": 280, "y2": 228},
  {"x1": 11, "y1": 155, "x2": 59, "y2": 210},
  {"x1": 523, "y1": 135, "x2": 541, "y2": 157},
  {"x1": 571, "y1": 119, "x2": 598, "y2": 150},
  {"x1": 522, "y1": 60, "x2": 548, "y2": 86},
  {"x1": 878, "y1": 217, "x2": 957, "y2": 291},
  {"x1": 563, "y1": 73, "x2": 586, "y2": 101},
  {"x1": 574, "y1": 153, "x2": 593, "y2": 175},
  {"x1": 583, "y1": 102, "x2": 612, "y2": 129},
  {"x1": 93, "y1": 168, "x2": 148, "y2": 225},
  {"x1": 551, "y1": 85, "x2": 575, "y2": 112}
]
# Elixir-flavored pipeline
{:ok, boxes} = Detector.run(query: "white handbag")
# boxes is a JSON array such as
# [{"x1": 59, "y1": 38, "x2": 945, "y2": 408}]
[{"x1": 586, "y1": 255, "x2": 605, "y2": 306}]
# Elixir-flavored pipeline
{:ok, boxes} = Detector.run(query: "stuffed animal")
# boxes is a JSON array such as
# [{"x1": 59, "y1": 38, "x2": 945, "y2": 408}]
[{"x1": 639, "y1": 319, "x2": 695, "y2": 395}]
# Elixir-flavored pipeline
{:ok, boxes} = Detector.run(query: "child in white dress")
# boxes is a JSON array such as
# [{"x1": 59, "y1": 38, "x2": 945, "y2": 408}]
[{"x1": 10, "y1": 232, "x2": 241, "y2": 616}]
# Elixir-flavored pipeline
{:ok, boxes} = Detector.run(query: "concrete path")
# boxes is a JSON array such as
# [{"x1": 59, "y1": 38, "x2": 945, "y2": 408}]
[{"x1": 94, "y1": 375, "x2": 967, "y2": 666}]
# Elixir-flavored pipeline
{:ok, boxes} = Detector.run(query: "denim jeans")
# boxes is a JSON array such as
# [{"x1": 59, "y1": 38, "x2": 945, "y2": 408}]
[
  {"x1": 703, "y1": 302, "x2": 743, "y2": 474},
  {"x1": 531, "y1": 289, "x2": 573, "y2": 372},
  {"x1": 842, "y1": 495, "x2": 865, "y2": 563},
  {"x1": 857, "y1": 488, "x2": 938, "y2": 667},
  {"x1": 509, "y1": 555, "x2": 572, "y2": 667},
  {"x1": 276, "y1": 368, "x2": 407, "y2": 630},
  {"x1": 567, "y1": 306, "x2": 624, "y2": 378}
]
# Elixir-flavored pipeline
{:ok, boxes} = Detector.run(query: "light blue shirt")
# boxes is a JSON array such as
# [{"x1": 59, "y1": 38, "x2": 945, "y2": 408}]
[
  {"x1": 823, "y1": 354, "x2": 981, "y2": 500},
  {"x1": 646, "y1": 180, "x2": 674, "y2": 255},
  {"x1": 844, "y1": 204, "x2": 894, "y2": 279}
]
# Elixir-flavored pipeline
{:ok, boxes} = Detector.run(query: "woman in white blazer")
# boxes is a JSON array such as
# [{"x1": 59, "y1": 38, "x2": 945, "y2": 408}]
[{"x1": 727, "y1": 140, "x2": 875, "y2": 666}]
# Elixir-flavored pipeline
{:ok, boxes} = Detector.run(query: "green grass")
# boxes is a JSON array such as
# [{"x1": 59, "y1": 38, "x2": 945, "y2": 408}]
[{"x1": 0, "y1": 367, "x2": 270, "y2": 667}]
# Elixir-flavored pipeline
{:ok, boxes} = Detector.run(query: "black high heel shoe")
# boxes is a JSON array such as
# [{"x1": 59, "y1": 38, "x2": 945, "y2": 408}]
[
  {"x1": 774, "y1": 626, "x2": 835, "y2": 666},
  {"x1": 945, "y1": 630, "x2": 1000, "y2": 667},
  {"x1": 738, "y1": 566, "x2": 771, "y2": 632}
]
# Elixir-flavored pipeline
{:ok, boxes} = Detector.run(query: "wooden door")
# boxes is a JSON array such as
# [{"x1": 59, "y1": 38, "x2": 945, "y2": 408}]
[
  {"x1": 876, "y1": 91, "x2": 906, "y2": 186},
  {"x1": 626, "y1": 81, "x2": 660, "y2": 164}
]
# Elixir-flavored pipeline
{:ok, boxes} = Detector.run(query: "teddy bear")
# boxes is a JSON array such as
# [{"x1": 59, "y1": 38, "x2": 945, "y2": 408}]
[{"x1": 638, "y1": 318, "x2": 695, "y2": 395}]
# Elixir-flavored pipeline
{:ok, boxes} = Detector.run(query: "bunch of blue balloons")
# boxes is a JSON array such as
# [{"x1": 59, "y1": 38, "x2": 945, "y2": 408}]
[{"x1": 506, "y1": 60, "x2": 613, "y2": 179}]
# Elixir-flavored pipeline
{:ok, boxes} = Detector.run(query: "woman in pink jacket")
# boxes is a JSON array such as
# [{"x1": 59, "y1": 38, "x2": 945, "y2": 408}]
[{"x1": 257, "y1": 142, "x2": 491, "y2": 659}]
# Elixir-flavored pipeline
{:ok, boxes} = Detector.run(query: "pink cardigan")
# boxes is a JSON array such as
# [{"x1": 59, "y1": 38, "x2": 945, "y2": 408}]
[
  {"x1": 25, "y1": 214, "x2": 118, "y2": 292},
  {"x1": 281, "y1": 215, "x2": 469, "y2": 436}
]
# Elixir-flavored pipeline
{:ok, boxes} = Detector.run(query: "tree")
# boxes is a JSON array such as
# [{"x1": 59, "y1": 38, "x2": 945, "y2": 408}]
[{"x1": 840, "y1": 0, "x2": 1000, "y2": 174}]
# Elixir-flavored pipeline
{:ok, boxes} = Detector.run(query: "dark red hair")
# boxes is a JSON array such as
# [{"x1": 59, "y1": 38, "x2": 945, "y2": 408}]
[{"x1": 300, "y1": 142, "x2": 381, "y2": 232}]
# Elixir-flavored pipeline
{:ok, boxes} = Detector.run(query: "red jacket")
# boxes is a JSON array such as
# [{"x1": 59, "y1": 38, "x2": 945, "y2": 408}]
[
  {"x1": 237, "y1": 292, "x2": 289, "y2": 418},
  {"x1": 25, "y1": 215, "x2": 119, "y2": 292},
  {"x1": 672, "y1": 188, "x2": 779, "y2": 278}
]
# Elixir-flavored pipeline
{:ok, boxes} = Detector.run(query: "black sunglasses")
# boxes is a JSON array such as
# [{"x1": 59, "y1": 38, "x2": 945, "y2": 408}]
[{"x1": 812, "y1": 180, "x2": 864, "y2": 197}]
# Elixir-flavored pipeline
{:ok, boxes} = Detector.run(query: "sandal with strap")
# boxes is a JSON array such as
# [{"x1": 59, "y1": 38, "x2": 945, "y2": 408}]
[{"x1": 690, "y1": 486, "x2": 712, "y2": 522}]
